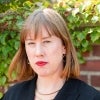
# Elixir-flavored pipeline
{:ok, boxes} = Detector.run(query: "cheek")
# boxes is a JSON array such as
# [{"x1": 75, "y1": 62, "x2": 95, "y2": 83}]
[
  {"x1": 25, "y1": 47, "x2": 33, "y2": 59},
  {"x1": 48, "y1": 44, "x2": 63, "y2": 59}
]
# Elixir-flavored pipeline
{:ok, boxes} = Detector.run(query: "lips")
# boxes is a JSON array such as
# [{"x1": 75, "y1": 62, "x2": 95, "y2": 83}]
[{"x1": 36, "y1": 61, "x2": 48, "y2": 67}]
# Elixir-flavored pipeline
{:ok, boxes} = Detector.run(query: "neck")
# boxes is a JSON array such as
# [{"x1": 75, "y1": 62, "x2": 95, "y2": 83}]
[{"x1": 36, "y1": 75, "x2": 65, "y2": 94}]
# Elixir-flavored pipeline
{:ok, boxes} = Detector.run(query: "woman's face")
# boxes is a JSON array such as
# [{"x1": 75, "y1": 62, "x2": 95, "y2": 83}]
[{"x1": 25, "y1": 27, "x2": 66, "y2": 77}]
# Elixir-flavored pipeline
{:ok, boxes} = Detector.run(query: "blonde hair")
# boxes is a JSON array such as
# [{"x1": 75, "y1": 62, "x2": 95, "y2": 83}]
[{"x1": 8, "y1": 8, "x2": 80, "y2": 81}]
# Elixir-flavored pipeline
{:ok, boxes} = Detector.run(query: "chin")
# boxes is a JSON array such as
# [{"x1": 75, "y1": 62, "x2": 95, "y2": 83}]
[
  {"x1": 38, "y1": 74, "x2": 48, "y2": 77},
  {"x1": 37, "y1": 72, "x2": 50, "y2": 77}
]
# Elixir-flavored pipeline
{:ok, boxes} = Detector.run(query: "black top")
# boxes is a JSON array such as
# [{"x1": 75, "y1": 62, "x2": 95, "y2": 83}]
[{"x1": 1, "y1": 77, "x2": 100, "y2": 100}]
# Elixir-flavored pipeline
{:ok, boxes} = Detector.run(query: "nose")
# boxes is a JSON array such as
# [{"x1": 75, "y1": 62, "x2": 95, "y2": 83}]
[{"x1": 35, "y1": 44, "x2": 44, "y2": 57}]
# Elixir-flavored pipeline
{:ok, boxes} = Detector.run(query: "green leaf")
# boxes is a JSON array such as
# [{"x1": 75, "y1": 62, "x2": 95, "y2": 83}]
[
  {"x1": 82, "y1": 40, "x2": 89, "y2": 48},
  {"x1": 15, "y1": 16, "x2": 24, "y2": 30},
  {"x1": 0, "y1": 32, "x2": 8, "y2": 45},
  {"x1": 77, "y1": 52, "x2": 85, "y2": 64},
  {"x1": 10, "y1": 31, "x2": 16, "y2": 38},
  {"x1": 14, "y1": 41, "x2": 19, "y2": 50},
  {"x1": 96, "y1": 28, "x2": 100, "y2": 33},
  {"x1": 0, "y1": 92, "x2": 3, "y2": 99},
  {"x1": 91, "y1": 32, "x2": 100, "y2": 42},
  {"x1": 0, "y1": 76, "x2": 7, "y2": 86},
  {"x1": 23, "y1": 1, "x2": 33, "y2": 8},
  {"x1": 67, "y1": 14, "x2": 75, "y2": 23},
  {"x1": 77, "y1": 32, "x2": 86, "y2": 41}
]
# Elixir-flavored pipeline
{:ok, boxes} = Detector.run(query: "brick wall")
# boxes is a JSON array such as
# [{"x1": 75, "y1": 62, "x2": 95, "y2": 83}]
[{"x1": 80, "y1": 44, "x2": 100, "y2": 90}]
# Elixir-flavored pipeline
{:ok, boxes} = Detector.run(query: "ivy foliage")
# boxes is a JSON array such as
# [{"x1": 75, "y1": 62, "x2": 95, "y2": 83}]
[
  {"x1": 53, "y1": 0, "x2": 100, "y2": 62},
  {"x1": 0, "y1": 0, "x2": 100, "y2": 98}
]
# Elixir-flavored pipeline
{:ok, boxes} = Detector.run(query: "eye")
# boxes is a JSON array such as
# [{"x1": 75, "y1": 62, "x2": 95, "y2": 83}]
[
  {"x1": 27, "y1": 42, "x2": 35, "y2": 45},
  {"x1": 43, "y1": 40, "x2": 51, "y2": 43}
]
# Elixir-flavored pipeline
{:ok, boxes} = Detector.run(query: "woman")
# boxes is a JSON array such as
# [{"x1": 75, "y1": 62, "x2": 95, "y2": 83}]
[{"x1": 2, "y1": 8, "x2": 100, "y2": 100}]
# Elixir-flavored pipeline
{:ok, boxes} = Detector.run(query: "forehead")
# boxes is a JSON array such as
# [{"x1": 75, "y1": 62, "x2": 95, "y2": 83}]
[
  {"x1": 25, "y1": 26, "x2": 52, "y2": 40},
  {"x1": 22, "y1": 11, "x2": 61, "y2": 42}
]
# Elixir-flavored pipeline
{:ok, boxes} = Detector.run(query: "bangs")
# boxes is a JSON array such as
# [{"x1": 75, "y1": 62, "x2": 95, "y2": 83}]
[{"x1": 20, "y1": 11, "x2": 61, "y2": 43}]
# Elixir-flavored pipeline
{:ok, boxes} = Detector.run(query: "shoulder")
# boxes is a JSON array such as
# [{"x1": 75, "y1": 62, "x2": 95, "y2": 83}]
[
  {"x1": 69, "y1": 78, "x2": 100, "y2": 99},
  {"x1": 8, "y1": 78, "x2": 34, "y2": 93},
  {"x1": 2, "y1": 78, "x2": 36, "y2": 100}
]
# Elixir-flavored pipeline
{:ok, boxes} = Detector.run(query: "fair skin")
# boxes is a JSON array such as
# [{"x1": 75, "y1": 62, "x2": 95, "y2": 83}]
[{"x1": 25, "y1": 26, "x2": 66, "y2": 99}]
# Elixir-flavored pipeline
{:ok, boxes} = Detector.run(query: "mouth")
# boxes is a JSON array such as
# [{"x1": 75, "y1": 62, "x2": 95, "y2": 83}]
[{"x1": 35, "y1": 61, "x2": 48, "y2": 67}]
